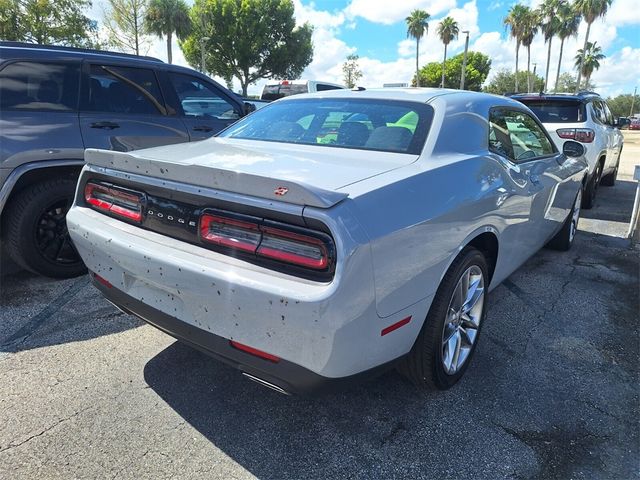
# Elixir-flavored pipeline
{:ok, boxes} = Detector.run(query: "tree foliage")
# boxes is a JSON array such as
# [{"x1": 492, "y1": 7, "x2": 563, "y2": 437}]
[
  {"x1": 145, "y1": 0, "x2": 191, "y2": 63},
  {"x1": 553, "y1": 71, "x2": 595, "y2": 92},
  {"x1": 405, "y1": 9, "x2": 430, "y2": 87},
  {"x1": 181, "y1": 0, "x2": 313, "y2": 96},
  {"x1": 573, "y1": 0, "x2": 612, "y2": 89},
  {"x1": 483, "y1": 68, "x2": 544, "y2": 95},
  {"x1": 103, "y1": 0, "x2": 150, "y2": 55},
  {"x1": 574, "y1": 40, "x2": 604, "y2": 86},
  {"x1": 437, "y1": 16, "x2": 459, "y2": 88},
  {"x1": 342, "y1": 54, "x2": 362, "y2": 89},
  {"x1": 606, "y1": 93, "x2": 639, "y2": 119},
  {"x1": 0, "y1": 0, "x2": 100, "y2": 47},
  {"x1": 414, "y1": 51, "x2": 491, "y2": 91}
]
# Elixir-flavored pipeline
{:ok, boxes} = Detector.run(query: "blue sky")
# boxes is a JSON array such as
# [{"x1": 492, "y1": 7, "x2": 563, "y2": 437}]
[{"x1": 92, "y1": 0, "x2": 640, "y2": 97}]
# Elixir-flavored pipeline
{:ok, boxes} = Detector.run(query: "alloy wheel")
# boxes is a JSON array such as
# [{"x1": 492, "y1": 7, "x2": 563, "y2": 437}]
[
  {"x1": 34, "y1": 198, "x2": 81, "y2": 265},
  {"x1": 441, "y1": 265, "x2": 485, "y2": 375}
]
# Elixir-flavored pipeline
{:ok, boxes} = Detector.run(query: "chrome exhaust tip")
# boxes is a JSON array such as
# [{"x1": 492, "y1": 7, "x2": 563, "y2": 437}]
[{"x1": 242, "y1": 372, "x2": 290, "y2": 395}]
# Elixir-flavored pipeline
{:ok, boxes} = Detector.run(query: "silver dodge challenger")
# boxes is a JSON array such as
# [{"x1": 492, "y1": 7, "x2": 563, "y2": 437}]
[{"x1": 67, "y1": 88, "x2": 588, "y2": 394}]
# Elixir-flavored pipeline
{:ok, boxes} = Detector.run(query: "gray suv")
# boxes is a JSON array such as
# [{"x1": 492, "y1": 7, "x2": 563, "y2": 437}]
[{"x1": 0, "y1": 42, "x2": 251, "y2": 278}]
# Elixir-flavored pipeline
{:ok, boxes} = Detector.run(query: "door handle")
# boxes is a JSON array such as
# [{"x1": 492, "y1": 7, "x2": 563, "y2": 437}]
[
  {"x1": 193, "y1": 125, "x2": 213, "y2": 133},
  {"x1": 90, "y1": 121, "x2": 120, "y2": 130}
]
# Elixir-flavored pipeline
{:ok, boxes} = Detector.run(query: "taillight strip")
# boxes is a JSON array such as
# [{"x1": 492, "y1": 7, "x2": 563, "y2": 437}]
[
  {"x1": 199, "y1": 210, "x2": 334, "y2": 272},
  {"x1": 84, "y1": 182, "x2": 144, "y2": 223}
]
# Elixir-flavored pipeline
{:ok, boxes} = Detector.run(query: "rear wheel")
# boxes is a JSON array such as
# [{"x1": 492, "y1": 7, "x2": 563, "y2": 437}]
[
  {"x1": 601, "y1": 149, "x2": 621, "y2": 187},
  {"x1": 399, "y1": 247, "x2": 488, "y2": 390},
  {"x1": 3, "y1": 178, "x2": 86, "y2": 278},
  {"x1": 582, "y1": 161, "x2": 602, "y2": 209},
  {"x1": 547, "y1": 188, "x2": 581, "y2": 251}
]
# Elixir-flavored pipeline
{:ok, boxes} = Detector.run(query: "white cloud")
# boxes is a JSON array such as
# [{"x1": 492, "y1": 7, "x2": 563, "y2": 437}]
[
  {"x1": 345, "y1": 0, "x2": 456, "y2": 25},
  {"x1": 591, "y1": 47, "x2": 640, "y2": 96},
  {"x1": 607, "y1": 0, "x2": 640, "y2": 27}
]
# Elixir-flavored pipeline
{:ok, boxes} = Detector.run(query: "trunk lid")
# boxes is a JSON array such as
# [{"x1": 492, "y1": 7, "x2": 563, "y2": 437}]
[{"x1": 84, "y1": 137, "x2": 418, "y2": 208}]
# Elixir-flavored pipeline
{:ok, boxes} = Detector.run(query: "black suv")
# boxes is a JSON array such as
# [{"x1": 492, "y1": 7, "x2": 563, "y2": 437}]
[{"x1": 0, "y1": 42, "x2": 252, "y2": 278}]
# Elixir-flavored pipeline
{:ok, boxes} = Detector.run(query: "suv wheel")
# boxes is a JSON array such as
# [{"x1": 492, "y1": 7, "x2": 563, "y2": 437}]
[
  {"x1": 3, "y1": 178, "x2": 86, "y2": 278},
  {"x1": 601, "y1": 148, "x2": 621, "y2": 187},
  {"x1": 582, "y1": 161, "x2": 603, "y2": 210}
]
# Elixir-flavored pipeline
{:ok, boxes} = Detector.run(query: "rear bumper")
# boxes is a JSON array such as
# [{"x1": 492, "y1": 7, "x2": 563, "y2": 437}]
[{"x1": 93, "y1": 275, "x2": 401, "y2": 395}]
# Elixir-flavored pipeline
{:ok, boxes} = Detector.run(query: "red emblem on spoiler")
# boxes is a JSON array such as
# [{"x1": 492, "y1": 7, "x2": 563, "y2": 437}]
[{"x1": 274, "y1": 187, "x2": 289, "y2": 196}]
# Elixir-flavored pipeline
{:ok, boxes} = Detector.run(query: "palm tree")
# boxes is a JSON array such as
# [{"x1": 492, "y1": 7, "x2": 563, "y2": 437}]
[
  {"x1": 519, "y1": 7, "x2": 539, "y2": 92},
  {"x1": 554, "y1": 1, "x2": 581, "y2": 92},
  {"x1": 406, "y1": 9, "x2": 431, "y2": 87},
  {"x1": 538, "y1": 0, "x2": 561, "y2": 91},
  {"x1": 144, "y1": 0, "x2": 192, "y2": 64},
  {"x1": 573, "y1": 0, "x2": 612, "y2": 89},
  {"x1": 574, "y1": 41, "x2": 605, "y2": 87},
  {"x1": 437, "y1": 17, "x2": 459, "y2": 88},
  {"x1": 504, "y1": 4, "x2": 529, "y2": 93}
]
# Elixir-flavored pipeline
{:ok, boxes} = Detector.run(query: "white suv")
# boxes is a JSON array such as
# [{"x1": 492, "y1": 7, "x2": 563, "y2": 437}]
[{"x1": 512, "y1": 92, "x2": 623, "y2": 208}]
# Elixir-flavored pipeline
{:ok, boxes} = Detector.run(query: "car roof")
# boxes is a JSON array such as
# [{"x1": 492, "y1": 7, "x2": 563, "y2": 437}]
[
  {"x1": 510, "y1": 91, "x2": 602, "y2": 103},
  {"x1": 276, "y1": 87, "x2": 526, "y2": 109},
  {"x1": 0, "y1": 41, "x2": 164, "y2": 67}
]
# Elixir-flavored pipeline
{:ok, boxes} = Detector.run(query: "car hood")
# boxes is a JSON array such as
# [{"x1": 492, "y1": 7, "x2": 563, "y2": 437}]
[{"x1": 84, "y1": 137, "x2": 419, "y2": 208}]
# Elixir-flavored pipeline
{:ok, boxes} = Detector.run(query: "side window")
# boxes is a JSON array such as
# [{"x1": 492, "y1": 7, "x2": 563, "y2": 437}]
[
  {"x1": 0, "y1": 61, "x2": 79, "y2": 111},
  {"x1": 489, "y1": 109, "x2": 555, "y2": 162},
  {"x1": 591, "y1": 100, "x2": 606, "y2": 124},
  {"x1": 87, "y1": 65, "x2": 165, "y2": 115},
  {"x1": 169, "y1": 72, "x2": 239, "y2": 120},
  {"x1": 603, "y1": 102, "x2": 614, "y2": 125}
]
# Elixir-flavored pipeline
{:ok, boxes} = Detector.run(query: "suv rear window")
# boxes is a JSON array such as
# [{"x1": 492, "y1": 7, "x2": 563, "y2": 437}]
[
  {"x1": 219, "y1": 98, "x2": 433, "y2": 154},
  {"x1": 0, "y1": 61, "x2": 80, "y2": 111},
  {"x1": 518, "y1": 99, "x2": 585, "y2": 123},
  {"x1": 261, "y1": 83, "x2": 308, "y2": 100}
]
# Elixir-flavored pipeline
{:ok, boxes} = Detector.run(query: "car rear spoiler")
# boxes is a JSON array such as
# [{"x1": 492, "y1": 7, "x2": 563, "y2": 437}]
[{"x1": 84, "y1": 149, "x2": 349, "y2": 209}]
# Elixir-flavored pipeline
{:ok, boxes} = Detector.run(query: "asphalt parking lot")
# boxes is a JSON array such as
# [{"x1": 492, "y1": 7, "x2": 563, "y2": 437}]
[{"x1": 1, "y1": 133, "x2": 639, "y2": 479}]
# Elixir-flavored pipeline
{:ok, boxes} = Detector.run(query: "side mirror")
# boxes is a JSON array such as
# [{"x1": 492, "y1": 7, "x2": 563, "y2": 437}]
[
  {"x1": 243, "y1": 102, "x2": 256, "y2": 115},
  {"x1": 613, "y1": 118, "x2": 619, "y2": 127},
  {"x1": 562, "y1": 140, "x2": 585, "y2": 158}
]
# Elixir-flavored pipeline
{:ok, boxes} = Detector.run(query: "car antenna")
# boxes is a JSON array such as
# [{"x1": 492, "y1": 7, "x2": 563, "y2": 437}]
[{"x1": 352, "y1": 86, "x2": 366, "y2": 91}]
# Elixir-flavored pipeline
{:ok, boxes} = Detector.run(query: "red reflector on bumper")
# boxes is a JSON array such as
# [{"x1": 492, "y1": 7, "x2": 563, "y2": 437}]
[
  {"x1": 230, "y1": 340, "x2": 280, "y2": 363},
  {"x1": 92, "y1": 272, "x2": 113, "y2": 289},
  {"x1": 381, "y1": 316, "x2": 412, "y2": 336}
]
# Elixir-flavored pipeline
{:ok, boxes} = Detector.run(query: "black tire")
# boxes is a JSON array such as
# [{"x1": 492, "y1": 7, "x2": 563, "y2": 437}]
[
  {"x1": 398, "y1": 247, "x2": 489, "y2": 390},
  {"x1": 601, "y1": 149, "x2": 621, "y2": 187},
  {"x1": 581, "y1": 161, "x2": 602, "y2": 210},
  {"x1": 3, "y1": 177, "x2": 86, "y2": 278},
  {"x1": 547, "y1": 189, "x2": 581, "y2": 251}
]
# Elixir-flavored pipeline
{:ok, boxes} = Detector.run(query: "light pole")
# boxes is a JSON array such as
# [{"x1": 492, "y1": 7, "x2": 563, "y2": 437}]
[
  {"x1": 630, "y1": 86, "x2": 637, "y2": 118},
  {"x1": 532, "y1": 63, "x2": 537, "y2": 92},
  {"x1": 459, "y1": 30, "x2": 470, "y2": 90},
  {"x1": 200, "y1": 36, "x2": 210, "y2": 74}
]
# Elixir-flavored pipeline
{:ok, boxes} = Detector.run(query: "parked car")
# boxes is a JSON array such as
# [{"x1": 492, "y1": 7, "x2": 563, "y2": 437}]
[
  {"x1": 510, "y1": 92, "x2": 623, "y2": 207},
  {"x1": 630, "y1": 118, "x2": 640, "y2": 130},
  {"x1": 260, "y1": 79, "x2": 346, "y2": 100},
  {"x1": 0, "y1": 41, "x2": 251, "y2": 278},
  {"x1": 67, "y1": 89, "x2": 588, "y2": 394}
]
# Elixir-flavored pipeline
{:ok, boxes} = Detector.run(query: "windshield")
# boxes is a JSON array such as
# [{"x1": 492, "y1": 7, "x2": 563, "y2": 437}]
[
  {"x1": 519, "y1": 99, "x2": 585, "y2": 123},
  {"x1": 218, "y1": 98, "x2": 433, "y2": 155}
]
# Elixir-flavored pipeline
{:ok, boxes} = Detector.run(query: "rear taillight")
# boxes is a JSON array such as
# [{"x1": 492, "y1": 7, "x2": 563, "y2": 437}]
[
  {"x1": 199, "y1": 210, "x2": 334, "y2": 273},
  {"x1": 556, "y1": 128, "x2": 595, "y2": 143},
  {"x1": 84, "y1": 182, "x2": 144, "y2": 222}
]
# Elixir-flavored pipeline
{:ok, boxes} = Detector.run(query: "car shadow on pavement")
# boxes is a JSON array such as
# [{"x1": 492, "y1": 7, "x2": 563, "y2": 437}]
[
  {"x1": 0, "y1": 271, "x2": 142, "y2": 353},
  {"x1": 142, "y1": 228, "x2": 639, "y2": 480}
]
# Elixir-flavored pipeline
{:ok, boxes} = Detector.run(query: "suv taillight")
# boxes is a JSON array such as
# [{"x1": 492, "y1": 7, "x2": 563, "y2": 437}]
[
  {"x1": 556, "y1": 128, "x2": 595, "y2": 143},
  {"x1": 199, "y1": 210, "x2": 333, "y2": 272},
  {"x1": 84, "y1": 182, "x2": 144, "y2": 223}
]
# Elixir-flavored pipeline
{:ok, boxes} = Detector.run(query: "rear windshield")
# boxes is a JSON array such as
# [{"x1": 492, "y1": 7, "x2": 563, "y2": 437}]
[
  {"x1": 218, "y1": 98, "x2": 433, "y2": 155},
  {"x1": 518, "y1": 99, "x2": 585, "y2": 123},
  {"x1": 261, "y1": 83, "x2": 308, "y2": 100}
]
